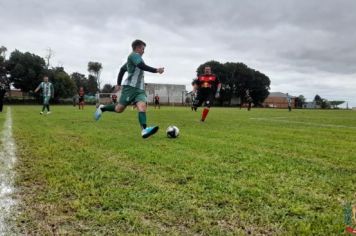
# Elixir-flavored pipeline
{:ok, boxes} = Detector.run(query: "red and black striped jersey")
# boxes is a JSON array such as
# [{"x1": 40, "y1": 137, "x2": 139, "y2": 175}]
[{"x1": 192, "y1": 74, "x2": 220, "y2": 90}]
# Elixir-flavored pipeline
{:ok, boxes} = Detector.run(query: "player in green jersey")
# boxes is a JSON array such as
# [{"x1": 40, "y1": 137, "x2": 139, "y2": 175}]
[
  {"x1": 35, "y1": 75, "x2": 54, "y2": 115},
  {"x1": 94, "y1": 39, "x2": 164, "y2": 138}
]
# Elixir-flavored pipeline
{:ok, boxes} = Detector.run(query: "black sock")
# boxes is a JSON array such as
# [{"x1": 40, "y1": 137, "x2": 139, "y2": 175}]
[{"x1": 47, "y1": 105, "x2": 50, "y2": 111}]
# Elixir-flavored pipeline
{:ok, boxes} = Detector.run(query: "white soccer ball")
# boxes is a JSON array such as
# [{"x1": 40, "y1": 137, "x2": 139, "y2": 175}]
[{"x1": 166, "y1": 125, "x2": 179, "y2": 138}]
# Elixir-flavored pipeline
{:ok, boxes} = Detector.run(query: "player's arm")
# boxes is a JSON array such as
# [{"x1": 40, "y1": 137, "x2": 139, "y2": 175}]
[
  {"x1": 34, "y1": 83, "x2": 42, "y2": 93},
  {"x1": 131, "y1": 53, "x2": 164, "y2": 74},
  {"x1": 115, "y1": 63, "x2": 127, "y2": 92},
  {"x1": 117, "y1": 63, "x2": 127, "y2": 86},
  {"x1": 137, "y1": 62, "x2": 165, "y2": 74}
]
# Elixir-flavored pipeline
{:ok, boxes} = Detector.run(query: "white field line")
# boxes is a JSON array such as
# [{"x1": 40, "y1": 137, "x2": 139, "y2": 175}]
[
  {"x1": 0, "y1": 108, "x2": 17, "y2": 235},
  {"x1": 250, "y1": 117, "x2": 356, "y2": 129}
]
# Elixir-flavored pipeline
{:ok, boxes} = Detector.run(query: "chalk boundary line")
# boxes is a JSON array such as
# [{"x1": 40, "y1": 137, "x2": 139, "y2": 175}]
[
  {"x1": 250, "y1": 117, "x2": 356, "y2": 129},
  {"x1": 0, "y1": 107, "x2": 17, "y2": 235}
]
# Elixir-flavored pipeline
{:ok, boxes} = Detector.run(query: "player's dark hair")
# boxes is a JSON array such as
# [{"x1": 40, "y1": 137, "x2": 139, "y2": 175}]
[{"x1": 132, "y1": 39, "x2": 146, "y2": 50}]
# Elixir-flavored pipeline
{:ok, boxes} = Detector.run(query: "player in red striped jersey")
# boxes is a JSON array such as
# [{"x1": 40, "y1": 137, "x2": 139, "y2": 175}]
[{"x1": 191, "y1": 66, "x2": 221, "y2": 122}]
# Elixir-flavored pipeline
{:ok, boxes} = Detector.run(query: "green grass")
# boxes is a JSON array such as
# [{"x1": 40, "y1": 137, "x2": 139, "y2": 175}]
[
  {"x1": 9, "y1": 105, "x2": 356, "y2": 235},
  {"x1": 0, "y1": 109, "x2": 5, "y2": 137}
]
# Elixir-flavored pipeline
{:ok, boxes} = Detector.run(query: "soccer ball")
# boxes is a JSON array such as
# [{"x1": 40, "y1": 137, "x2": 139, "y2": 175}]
[{"x1": 166, "y1": 125, "x2": 179, "y2": 138}]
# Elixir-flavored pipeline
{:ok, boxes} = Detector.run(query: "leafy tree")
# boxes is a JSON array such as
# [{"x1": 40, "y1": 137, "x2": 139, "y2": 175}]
[
  {"x1": 71, "y1": 72, "x2": 88, "y2": 93},
  {"x1": 7, "y1": 50, "x2": 46, "y2": 92},
  {"x1": 0, "y1": 46, "x2": 9, "y2": 89},
  {"x1": 101, "y1": 83, "x2": 113, "y2": 93},
  {"x1": 296, "y1": 95, "x2": 306, "y2": 108},
  {"x1": 87, "y1": 74, "x2": 98, "y2": 95},
  {"x1": 249, "y1": 70, "x2": 270, "y2": 106},
  {"x1": 314, "y1": 94, "x2": 322, "y2": 106},
  {"x1": 321, "y1": 99, "x2": 330, "y2": 109},
  {"x1": 88, "y1": 61, "x2": 102, "y2": 91}
]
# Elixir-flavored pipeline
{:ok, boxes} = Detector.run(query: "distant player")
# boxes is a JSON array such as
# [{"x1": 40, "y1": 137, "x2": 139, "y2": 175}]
[
  {"x1": 191, "y1": 66, "x2": 221, "y2": 122},
  {"x1": 246, "y1": 89, "x2": 253, "y2": 111},
  {"x1": 94, "y1": 39, "x2": 165, "y2": 138},
  {"x1": 111, "y1": 94, "x2": 118, "y2": 104},
  {"x1": 286, "y1": 93, "x2": 292, "y2": 112},
  {"x1": 78, "y1": 87, "x2": 85, "y2": 110},
  {"x1": 154, "y1": 94, "x2": 160, "y2": 109},
  {"x1": 35, "y1": 75, "x2": 54, "y2": 115},
  {"x1": 190, "y1": 90, "x2": 197, "y2": 111}
]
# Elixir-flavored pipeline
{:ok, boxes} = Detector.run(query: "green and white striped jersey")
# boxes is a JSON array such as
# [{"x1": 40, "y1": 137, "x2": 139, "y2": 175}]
[
  {"x1": 38, "y1": 82, "x2": 54, "y2": 97},
  {"x1": 122, "y1": 52, "x2": 145, "y2": 90}
]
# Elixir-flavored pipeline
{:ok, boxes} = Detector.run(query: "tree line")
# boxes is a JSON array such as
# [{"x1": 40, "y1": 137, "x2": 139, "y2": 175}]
[
  {"x1": 1, "y1": 47, "x2": 345, "y2": 108},
  {"x1": 0, "y1": 46, "x2": 109, "y2": 102}
]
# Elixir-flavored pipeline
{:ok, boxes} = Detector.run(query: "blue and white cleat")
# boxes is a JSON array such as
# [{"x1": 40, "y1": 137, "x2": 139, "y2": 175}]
[
  {"x1": 141, "y1": 126, "x2": 159, "y2": 139},
  {"x1": 94, "y1": 105, "x2": 104, "y2": 121}
]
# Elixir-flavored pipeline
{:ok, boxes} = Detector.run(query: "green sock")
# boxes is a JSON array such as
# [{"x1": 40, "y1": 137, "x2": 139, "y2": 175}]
[
  {"x1": 101, "y1": 104, "x2": 116, "y2": 112},
  {"x1": 138, "y1": 112, "x2": 147, "y2": 129},
  {"x1": 42, "y1": 105, "x2": 46, "y2": 112}
]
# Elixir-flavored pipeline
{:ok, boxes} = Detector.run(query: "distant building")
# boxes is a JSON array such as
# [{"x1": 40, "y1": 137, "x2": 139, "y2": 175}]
[
  {"x1": 263, "y1": 92, "x2": 296, "y2": 108},
  {"x1": 304, "y1": 101, "x2": 318, "y2": 109},
  {"x1": 145, "y1": 83, "x2": 186, "y2": 105}
]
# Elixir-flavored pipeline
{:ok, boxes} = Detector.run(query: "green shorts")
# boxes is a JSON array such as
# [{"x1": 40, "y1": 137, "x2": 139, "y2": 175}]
[
  {"x1": 43, "y1": 96, "x2": 50, "y2": 105},
  {"x1": 119, "y1": 85, "x2": 147, "y2": 106}
]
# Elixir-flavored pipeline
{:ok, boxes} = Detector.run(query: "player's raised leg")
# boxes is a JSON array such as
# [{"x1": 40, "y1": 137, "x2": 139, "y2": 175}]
[{"x1": 94, "y1": 102, "x2": 126, "y2": 121}]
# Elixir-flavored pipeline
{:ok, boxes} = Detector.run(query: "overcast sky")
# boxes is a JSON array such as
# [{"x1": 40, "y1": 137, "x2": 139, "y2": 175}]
[{"x1": 1, "y1": 0, "x2": 356, "y2": 106}]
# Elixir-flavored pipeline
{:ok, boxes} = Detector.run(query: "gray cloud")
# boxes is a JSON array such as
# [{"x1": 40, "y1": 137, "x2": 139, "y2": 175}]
[{"x1": 1, "y1": 0, "x2": 356, "y2": 106}]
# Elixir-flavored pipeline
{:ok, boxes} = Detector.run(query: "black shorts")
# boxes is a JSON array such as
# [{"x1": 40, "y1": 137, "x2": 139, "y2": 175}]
[
  {"x1": 154, "y1": 100, "x2": 159, "y2": 105},
  {"x1": 79, "y1": 96, "x2": 84, "y2": 103},
  {"x1": 193, "y1": 88, "x2": 215, "y2": 108}
]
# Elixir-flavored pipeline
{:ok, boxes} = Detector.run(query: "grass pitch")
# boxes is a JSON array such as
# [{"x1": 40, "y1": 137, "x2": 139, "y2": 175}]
[{"x1": 4, "y1": 105, "x2": 356, "y2": 235}]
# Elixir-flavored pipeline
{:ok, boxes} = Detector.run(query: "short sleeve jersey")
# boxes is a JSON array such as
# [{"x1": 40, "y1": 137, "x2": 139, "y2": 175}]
[
  {"x1": 39, "y1": 82, "x2": 53, "y2": 97},
  {"x1": 193, "y1": 74, "x2": 219, "y2": 91},
  {"x1": 122, "y1": 52, "x2": 145, "y2": 90}
]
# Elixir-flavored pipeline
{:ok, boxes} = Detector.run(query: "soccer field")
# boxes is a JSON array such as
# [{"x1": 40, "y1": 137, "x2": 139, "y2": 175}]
[{"x1": 3, "y1": 106, "x2": 356, "y2": 235}]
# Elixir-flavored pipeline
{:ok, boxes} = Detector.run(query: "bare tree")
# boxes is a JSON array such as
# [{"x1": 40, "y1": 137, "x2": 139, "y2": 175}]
[
  {"x1": 0, "y1": 46, "x2": 7, "y2": 58},
  {"x1": 45, "y1": 48, "x2": 55, "y2": 68}
]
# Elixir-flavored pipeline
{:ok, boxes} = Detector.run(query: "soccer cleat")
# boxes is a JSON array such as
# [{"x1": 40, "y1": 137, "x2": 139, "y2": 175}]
[
  {"x1": 40, "y1": 112, "x2": 43, "y2": 115},
  {"x1": 47, "y1": 111, "x2": 51, "y2": 115},
  {"x1": 94, "y1": 105, "x2": 104, "y2": 121},
  {"x1": 141, "y1": 126, "x2": 159, "y2": 139}
]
